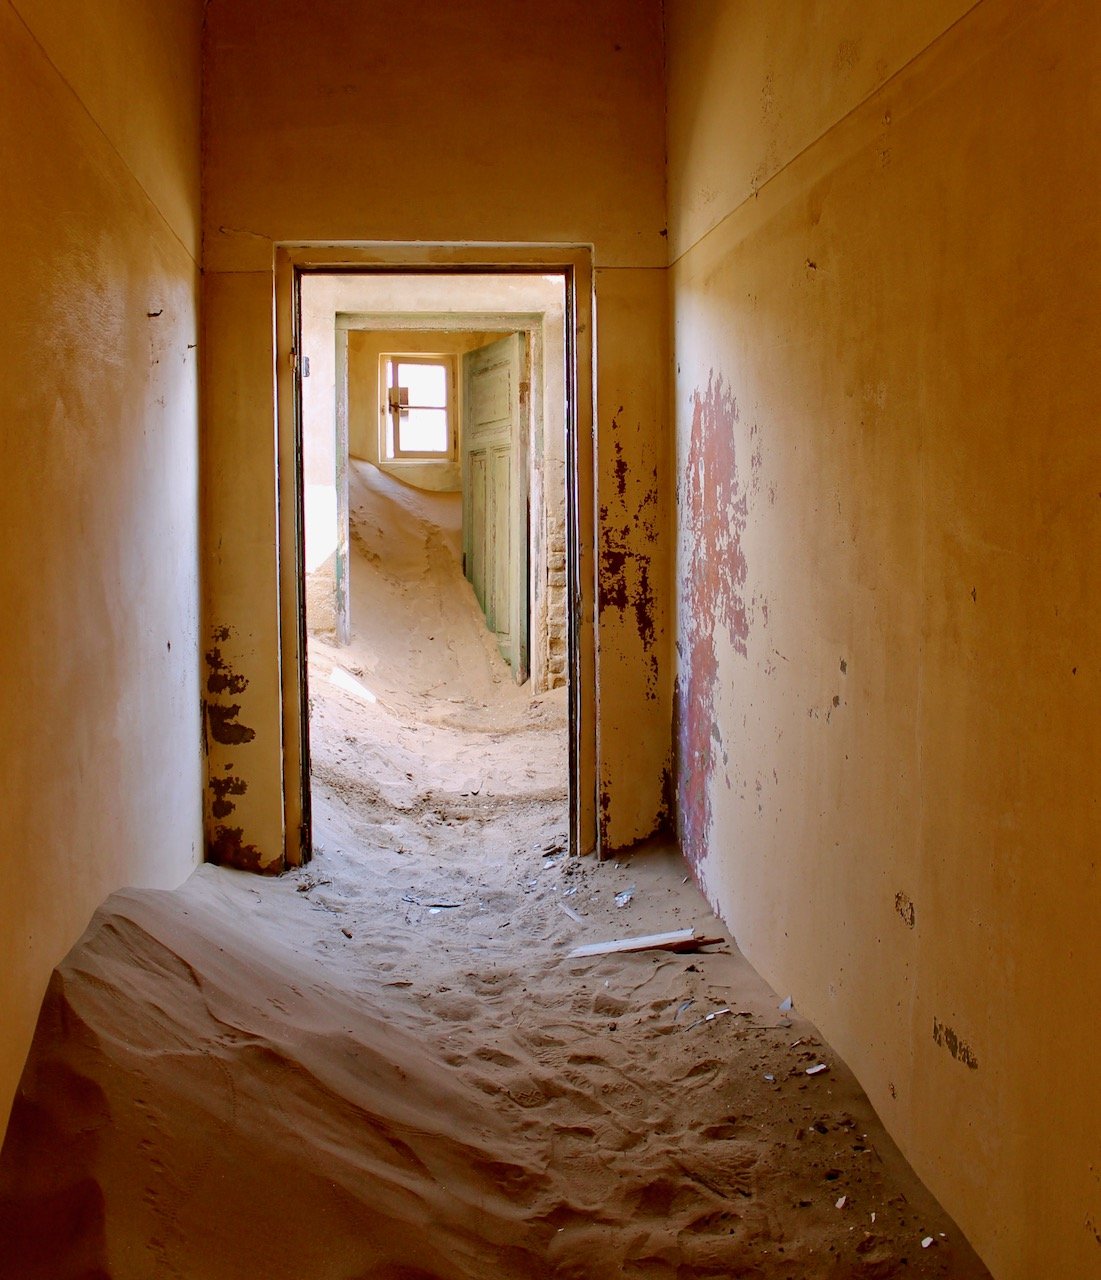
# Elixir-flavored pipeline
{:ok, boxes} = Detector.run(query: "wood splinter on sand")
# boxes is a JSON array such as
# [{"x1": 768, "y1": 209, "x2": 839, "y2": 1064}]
[{"x1": 567, "y1": 928, "x2": 725, "y2": 959}]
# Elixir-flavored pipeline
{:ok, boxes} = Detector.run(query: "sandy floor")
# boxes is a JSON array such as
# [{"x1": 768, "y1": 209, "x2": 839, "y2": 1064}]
[{"x1": 0, "y1": 463, "x2": 991, "y2": 1279}]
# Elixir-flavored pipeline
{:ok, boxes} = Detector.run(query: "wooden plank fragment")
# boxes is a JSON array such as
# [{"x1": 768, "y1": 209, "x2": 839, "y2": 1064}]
[{"x1": 567, "y1": 929, "x2": 725, "y2": 959}]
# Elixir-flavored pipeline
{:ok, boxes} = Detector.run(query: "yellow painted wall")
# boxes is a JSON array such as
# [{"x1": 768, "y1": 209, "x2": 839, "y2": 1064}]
[
  {"x1": 0, "y1": 0, "x2": 204, "y2": 1133},
  {"x1": 666, "y1": 1, "x2": 1101, "y2": 1275},
  {"x1": 202, "y1": 0, "x2": 671, "y2": 863}
]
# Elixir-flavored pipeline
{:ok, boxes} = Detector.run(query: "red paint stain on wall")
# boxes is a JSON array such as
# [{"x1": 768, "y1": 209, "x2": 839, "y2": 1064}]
[{"x1": 676, "y1": 373, "x2": 749, "y2": 868}]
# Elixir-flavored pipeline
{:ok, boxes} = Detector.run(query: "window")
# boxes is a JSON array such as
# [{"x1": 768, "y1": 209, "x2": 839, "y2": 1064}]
[{"x1": 381, "y1": 354, "x2": 455, "y2": 460}]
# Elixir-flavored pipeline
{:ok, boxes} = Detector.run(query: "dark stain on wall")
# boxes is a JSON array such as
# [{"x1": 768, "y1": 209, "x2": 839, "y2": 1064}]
[
  {"x1": 209, "y1": 825, "x2": 276, "y2": 875},
  {"x1": 203, "y1": 626, "x2": 265, "y2": 870},
  {"x1": 894, "y1": 890, "x2": 916, "y2": 928},
  {"x1": 932, "y1": 1017, "x2": 979, "y2": 1070},
  {"x1": 203, "y1": 627, "x2": 256, "y2": 749},
  {"x1": 612, "y1": 407, "x2": 629, "y2": 497},
  {"x1": 654, "y1": 753, "x2": 678, "y2": 840},
  {"x1": 210, "y1": 771, "x2": 248, "y2": 820},
  {"x1": 599, "y1": 785, "x2": 613, "y2": 850},
  {"x1": 205, "y1": 641, "x2": 249, "y2": 696},
  {"x1": 596, "y1": 412, "x2": 666, "y2": 849},
  {"x1": 205, "y1": 704, "x2": 256, "y2": 746},
  {"x1": 675, "y1": 373, "x2": 750, "y2": 868},
  {"x1": 598, "y1": 421, "x2": 662, "y2": 700}
]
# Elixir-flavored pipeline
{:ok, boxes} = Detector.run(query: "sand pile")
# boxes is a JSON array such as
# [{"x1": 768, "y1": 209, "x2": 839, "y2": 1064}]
[{"x1": 0, "y1": 463, "x2": 992, "y2": 1278}]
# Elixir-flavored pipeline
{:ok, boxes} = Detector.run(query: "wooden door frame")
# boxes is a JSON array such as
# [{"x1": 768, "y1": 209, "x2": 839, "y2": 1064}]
[{"x1": 274, "y1": 243, "x2": 597, "y2": 864}]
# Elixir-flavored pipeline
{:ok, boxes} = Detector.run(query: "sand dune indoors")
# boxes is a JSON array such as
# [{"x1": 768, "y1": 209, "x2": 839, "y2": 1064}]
[{"x1": 0, "y1": 465, "x2": 990, "y2": 1278}]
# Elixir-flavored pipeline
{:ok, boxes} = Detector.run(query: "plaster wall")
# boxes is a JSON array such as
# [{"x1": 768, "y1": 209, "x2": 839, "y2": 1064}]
[
  {"x1": 0, "y1": 0, "x2": 203, "y2": 1134},
  {"x1": 202, "y1": 0, "x2": 670, "y2": 865},
  {"x1": 666, "y1": 1, "x2": 1101, "y2": 1274}
]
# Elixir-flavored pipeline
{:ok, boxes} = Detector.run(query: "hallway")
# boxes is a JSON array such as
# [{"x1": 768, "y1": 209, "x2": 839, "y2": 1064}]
[
  {"x1": 0, "y1": 462, "x2": 990, "y2": 1277},
  {"x1": 2, "y1": 3, "x2": 1098, "y2": 1276}
]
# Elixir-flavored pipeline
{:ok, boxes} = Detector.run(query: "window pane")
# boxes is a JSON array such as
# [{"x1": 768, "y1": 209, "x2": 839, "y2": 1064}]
[
  {"x1": 398, "y1": 408, "x2": 448, "y2": 453},
  {"x1": 398, "y1": 362, "x2": 447, "y2": 407}
]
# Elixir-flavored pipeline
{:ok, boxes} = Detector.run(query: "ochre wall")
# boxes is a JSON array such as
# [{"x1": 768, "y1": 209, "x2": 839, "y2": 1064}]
[
  {"x1": 0, "y1": 0, "x2": 204, "y2": 1133},
  {"x1": 666, "y1": 1, "x2": 1101, "y2": 1275},
  {"x1": 202, "y1": 0, "x2": 671, "y2": 864}
]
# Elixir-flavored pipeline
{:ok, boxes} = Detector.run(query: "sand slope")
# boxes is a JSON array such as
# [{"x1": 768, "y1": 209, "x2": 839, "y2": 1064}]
[
  {"x1": 0, "y1": 874, "x2": 556, "y2": 1280},
  {"x1": 0, "y1": 463, "x2": 992, "y2": 1278}
]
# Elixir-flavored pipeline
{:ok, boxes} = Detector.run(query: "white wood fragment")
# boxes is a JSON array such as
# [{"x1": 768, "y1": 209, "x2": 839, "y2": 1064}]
[
  {"x1": 568, "y1": 929, "x2": 722, "y2": 959},
  {"x1": 686, "y1": 1007, "x2": 732, "y2": 1031}
]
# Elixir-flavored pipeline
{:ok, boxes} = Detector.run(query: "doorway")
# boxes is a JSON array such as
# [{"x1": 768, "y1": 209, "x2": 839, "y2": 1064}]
[{"x1": 275, "y1": 251, "x2": 595, "y2": 868}]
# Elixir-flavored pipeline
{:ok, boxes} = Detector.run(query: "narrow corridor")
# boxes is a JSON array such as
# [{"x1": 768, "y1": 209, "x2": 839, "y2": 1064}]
[{"x1": 0, "y1": 466, "x2": 990, "y2": 1278}]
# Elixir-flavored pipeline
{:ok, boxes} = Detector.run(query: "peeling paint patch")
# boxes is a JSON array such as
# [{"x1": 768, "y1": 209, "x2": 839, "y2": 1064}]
[
  {"x1": 210, "y1": 774, "x2": 247, "y2": 820},
  {"x1": 652, "y1": 756, "x2": 677, "y2": 839},
  {"x1": 675, "y1": 373, "x2": 751, "y2": 867},
  {"x1": 205, "y1": 703, "x2": 256, "y2": 746},
  {"x1": 894, "y1": 890, "x2": 916, "y2": 928},
  {"x1": 598, "y1": 423, "x2": 662, "y2": 700},
  {"x1": 599, "y1": 784, "x2": 613, "y2": 850},
  {"x1": 203, "y1": 628, "x2": 256, "y2": 749},
  {"x1": 932, "y1": 1018, "x2": 979, "y2": 1070},
  {"x1": 205, "y1": 644, "x2": 249, "y2": 696},
  {"x1": 612, "y1": 406, "x2": 629, "y2": 496},
  {"x1": 208, "y1": 825, "x2": 277, "y2": 875}
]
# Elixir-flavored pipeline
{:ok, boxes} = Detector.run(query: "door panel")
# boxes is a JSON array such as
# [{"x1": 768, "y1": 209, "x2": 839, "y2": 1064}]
[
  {"x1": 462, "y1": 334, "x2": 529, "y2": 681},
  {"x1": 492, "y1": 445, "x2": 511, "y2": 641},
  {"x1": 470, "y1": 452, "x2": 487, "y2": 614}
]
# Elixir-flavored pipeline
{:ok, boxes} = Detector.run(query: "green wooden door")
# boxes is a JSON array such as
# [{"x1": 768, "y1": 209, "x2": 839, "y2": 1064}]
[{"x1": 461, "y1": 333, "x2": 529, "y2": 681}]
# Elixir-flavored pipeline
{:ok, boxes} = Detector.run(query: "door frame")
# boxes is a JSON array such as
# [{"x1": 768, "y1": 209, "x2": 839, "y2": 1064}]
[{"x1": 273, "y1": 243, "x2": 597, "y2": 864}]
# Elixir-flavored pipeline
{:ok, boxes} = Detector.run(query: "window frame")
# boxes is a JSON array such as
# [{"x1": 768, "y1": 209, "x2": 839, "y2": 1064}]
[{"x1": 380, "y1": 352, "x2": 456, "y2": 461}]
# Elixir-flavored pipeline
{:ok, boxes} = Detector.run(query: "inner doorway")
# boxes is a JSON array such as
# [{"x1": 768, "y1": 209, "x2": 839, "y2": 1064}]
[{"x1": 294, "y1": 269, "x2": 574, "y2": 872}]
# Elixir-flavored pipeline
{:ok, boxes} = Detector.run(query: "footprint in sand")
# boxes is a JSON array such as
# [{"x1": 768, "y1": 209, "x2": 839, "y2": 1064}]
[
  {"x1": 472, "y1": 1046, "x2": 521, "y2": 1069},
  {"x1": 565, "y1": 1051, "x2": 607, "y2": 1068},
  {"x1": 699, "y1": 1117, "x2": 748, "y2": 1141},
  {"x1": 673, "y1": 1057, "x2": 723, "y2": 1085},
  {"x1": 591, "y1": 991, "x2": 630, "y2": 1018},
  {"x1": 502, "y1": 1081, "x2": 548, "y2": 1109}
]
